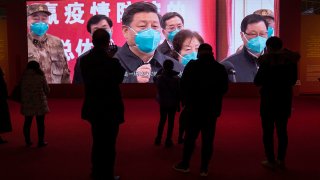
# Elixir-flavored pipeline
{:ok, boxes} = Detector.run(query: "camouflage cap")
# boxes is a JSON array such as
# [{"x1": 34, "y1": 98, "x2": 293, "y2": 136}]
[
  {"x1": 27, "y1": 4, "x2": 51, "y2": 16},
  {"x1": 253, "y1": 9, "x2": 274, "y2": 19}
]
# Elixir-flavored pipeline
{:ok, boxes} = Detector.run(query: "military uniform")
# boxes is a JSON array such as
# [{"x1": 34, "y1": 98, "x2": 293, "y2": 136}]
[
  {"x1": 253, "y1": 9, "x2": 274, "y2": 19},
  {"x1": 28, "y1": 33, "x2": 70, "y2": 84},
  {"x1": 27, "y1": 3, "x2": 70, "y2": 84}
]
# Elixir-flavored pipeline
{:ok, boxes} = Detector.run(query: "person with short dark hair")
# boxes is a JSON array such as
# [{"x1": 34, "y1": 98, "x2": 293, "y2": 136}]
[
  {"x1": 21, "y1": 60, "x2": 50, "y2": 147},
  {"x1": 73, "y1": 14, "x2": 117, "y2": 84},
  {"x1": 221, "y1": 14, "x2": 268, "y2": 82},
  {"x1": 253, "y1": 9, "x2": 275, "y2": 37},
  {"x1": 173, "y1": 43, "x2": 228, "y2": 177},
  {"x1": 114, "y1": 2, "x2": 184, "y2": 83},
  {"x1": 153, "y1": 59, "x2": 180, "y2": 147},
  {"x1": 80, "y1": 28, "x2": 125, "y2": 180},
  {"x1": 157, "y1": 12, "x2": 184, "y2": 57},
  {"x1": 0, "y1": 67, "x2": 12, "y2": 144},
  {"x1": 172, "y1": 29, "x2": 204, "y2": 65},
  {"x1": 254, "y1": 36, "x2": 299, "y2": 170}
]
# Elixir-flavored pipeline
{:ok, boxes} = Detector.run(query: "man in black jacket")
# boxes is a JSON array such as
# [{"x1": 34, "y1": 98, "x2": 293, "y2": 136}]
[
  {"x1": 73, "y1": 14, "x2": 118, "y2": 84},
  {"x1": 254, "y1": 36, "x2": 299, "y2": 170},
  {"x1": 173, "y1": 43, "x2": 228, "y2": 177},
  {"x1": 80, "y1": 29, "x2": 125, "y2": 180}
]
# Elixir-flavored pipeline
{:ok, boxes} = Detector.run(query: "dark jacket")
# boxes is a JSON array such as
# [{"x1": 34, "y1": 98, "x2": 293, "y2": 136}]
[
  {"x1": 221, "y1": 46, "x2": 260, "y2": 82},
  {"x1": 114, "y1": 43, "x2": 184, "y2": 83},
  {"x1": 154, "y1": 69, "x2": 180, "y2": 109},
  {"x1": 181, "y1": 56, "x2": 229, "y2": 117},
  {"x1": 20, "y1": 70, "x2": 50, "y2": 116},
  {"x1": 254, "y1": 48, "x2": 299, "y2": 118},
  {"x1": 80, "y1": 48, "x2": 125, "y2": 124},
  {"x1": 157, "y1": 40, "x2": 173, "y2": 58},
  {"x1": 0, "y1": 67, "x2": 11, "y2": 133},
  {"x1": 73, "y1": 45, "x2": 118, "y2": 84}
]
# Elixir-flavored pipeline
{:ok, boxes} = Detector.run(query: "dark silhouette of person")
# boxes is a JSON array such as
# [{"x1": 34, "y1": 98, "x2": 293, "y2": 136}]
[
  {"x1": 73, "y1": 14, "x2": 118, "y2": 84},
  {"x1": 254, "y1": 36, "x2": 299, "y2": 170},
  {"x1": 173, "y1": 43, "x2": 228, "y2": 177},
  {"x1": 80, "y1": 28, "x2": 125, "y2": 180},
  {"x1": 0, "y1": 67, "x2": 12, "y2": 144},
  {"x1": 20, "y1": 60, "x2": 50, "y2": 147},
  {"x1": 153, "y1": 59, "x2": 180, "y2": 147}
]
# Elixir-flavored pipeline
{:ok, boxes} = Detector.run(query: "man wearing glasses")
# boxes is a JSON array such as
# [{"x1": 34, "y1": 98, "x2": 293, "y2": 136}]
[
  {"x1": 157, "y1": 12, "x2": 184, "y2": 58},
  {"x1": 221, "y1": 14, "x2": 268, "y2": 82}
]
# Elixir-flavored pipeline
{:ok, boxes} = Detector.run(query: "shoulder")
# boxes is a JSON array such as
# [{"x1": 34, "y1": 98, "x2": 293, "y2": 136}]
[
  {"x1": 221, "y1": 51, "x2": 243, "y2": 64},
  {"x1": 46, "y1": 34, "x2": 63, "y2": 45}
]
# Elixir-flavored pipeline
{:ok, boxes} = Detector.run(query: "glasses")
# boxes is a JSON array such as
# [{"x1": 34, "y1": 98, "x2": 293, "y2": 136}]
[
  {"x1": 244, "y1": 32, "x2": 268, "y2": 38},
  {"x1": 165, "y1": 25, "x2": 183, "y2": 32}
]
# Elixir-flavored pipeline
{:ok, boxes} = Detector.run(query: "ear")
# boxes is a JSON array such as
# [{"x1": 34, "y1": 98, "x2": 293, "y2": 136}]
[
  {"x1": 110, "y1": 27, "x2": 113, "y2": 33},
  {"x1": 122, "y1": 25, "x2": 129, "y2": 40},
  {"x1": 240, "y1": 32, "x2": 246, "y2": 44}
]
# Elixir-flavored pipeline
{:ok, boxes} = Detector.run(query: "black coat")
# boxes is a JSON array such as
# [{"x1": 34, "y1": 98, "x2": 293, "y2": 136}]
[
  {"x1": 181, "y1": 56, "x2": 229, "y2": 118},
  {"x1": 0, "y1": 67, "x2": 12, "y2": 133},
  {"x1": 80, "y1": 48, "x2": 125, "y2": 124},
  {"x1": 154, "y1": 69, "x2": 180, "y2": 109},
  {"x1": 254, "y1": 49, "x2": 299, "y2": 118},
  {"x1": 157, "y1": 40, "x2": 173, "y2": 58}
]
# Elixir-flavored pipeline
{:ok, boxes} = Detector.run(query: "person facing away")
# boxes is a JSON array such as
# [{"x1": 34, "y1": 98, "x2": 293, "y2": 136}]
[
  {"x1": 114, "y1": 1, "x2": 184, "y2": 83},
  {"x1": 173, "y1": 43, "x2": 228, "y2": 177},
  {"x1": 20, "y1": 60, "x2": 50, "y2": 147},
  {"x1": 27, "y1": 3, "x2": 70, "y2": 84},
  {"x1": 221, "y1": 14, "x2": 268, "y2": 82},
  {"x1": 254, "y1": 36, "x2": 299, "y2": 170},
  {"x1": 0, "y1": 67, "x2": 12, "y2": 144},
  {"x1": 153, "y1": 59, "x2": 181, "y2": 147},
  {"x1": 80, "y1": 28, "x2": 125, "y2": 180},
  {"x1": 73, "y1": 14, "x2": 118, "y2": 84},
  {"x1": 157, "y1": 12, "x2": 184, "y2": 58}
]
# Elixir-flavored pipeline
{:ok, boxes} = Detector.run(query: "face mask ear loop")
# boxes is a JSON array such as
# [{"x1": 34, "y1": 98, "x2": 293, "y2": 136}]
[{"x1": 241, "y1": 32, "x2": 249, "y2": 43}]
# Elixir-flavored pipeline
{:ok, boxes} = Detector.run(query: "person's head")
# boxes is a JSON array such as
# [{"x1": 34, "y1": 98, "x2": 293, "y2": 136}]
[
  {"x1": 240, "y1": 14, "x2": 268, "y2": 54},
  {"x1": 92, "y1": 28, "x2": 110, "y2": 48},
  {"x1": 121, "y1": 2, "x2": 162, "y2": 54},
  {"x1": 163, "y1": 59, "x2": 174, "y2": 71},
  {"x1": 253, "y1": 9, "x2": 274, "y2": 28},
  {"x1": 27, "y1": 4, "x2": 51, "y2": 37},
  {"x1": 27, "y1": 60, "x2": 44, "y2": 75},
  {"x1": 160, "y1": 12, "x2": 184, "y2": 42},
  {"x1": 87, "y1": 15, "x2": 113, "y2": 37},
  {"x1": 253, "y1": 9, "x2": 275, "y2": 37},
  {"x1": 266, "y1": 36, "x2": 282, "y2": 53},
  {"x1": 197, "y1": 43, "x2": 214, "y2": 59},
  {"x1": 172, "y1": 29, "x2": 204, "y2": 65}
]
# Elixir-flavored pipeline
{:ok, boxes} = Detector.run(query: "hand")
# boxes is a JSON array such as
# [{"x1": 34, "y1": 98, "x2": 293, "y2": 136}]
[{"x1": 136, "y1": 63, "x2": 151, "y2": 83}]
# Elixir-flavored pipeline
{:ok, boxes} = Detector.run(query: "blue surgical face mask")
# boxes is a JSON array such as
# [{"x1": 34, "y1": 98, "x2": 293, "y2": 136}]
[
  {"x1": 267, "y1": 27, "x2": 274, "y2": 38},
  {"x1": 129, "y1": 27, "x2": 161, "y2": 53},
  {"x1": 30, "y1": 22, "x2": 49, "y2": 36},
  {"x1": 180, "y1": 52, "x2": 198, "y2": 66},
  {"x1": 107, "y1": 30, "x2": 112, "y2": 39},
  {"x1": 245, "y1": 35, "x2": 267, "y2": 54},
  {"x1": 168, "y1": 29, "x2": 180, "y2": 42}
]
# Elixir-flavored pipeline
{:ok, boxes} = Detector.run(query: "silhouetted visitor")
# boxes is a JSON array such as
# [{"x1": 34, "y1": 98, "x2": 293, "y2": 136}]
[
  {"x1": 254, "y1": 36, "x2": 299, "y2": 170},
  {"x1": 80, "y1": 28, "x2": 125, "y2": 180},
  {"x1": 0, "y1": 67, "x2": 12, "y2": 144},
  {"x1": 21, "y1": 60, "x2": 50, "y2": 147},
  {"x1": 173, "y1": 43, "x2": 228, "y2": 177},
  {"x1": 154, "y1": 59, "x2": 180, "y2": 147}
]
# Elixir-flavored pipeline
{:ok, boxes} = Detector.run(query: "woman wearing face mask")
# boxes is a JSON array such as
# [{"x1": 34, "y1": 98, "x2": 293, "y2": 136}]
[
  {"x1": 172, "y1": 29, "x2": 204, "y2": 66},
  {"x1": 170, "y1": 29, "x2": 204, "y2": 144}
]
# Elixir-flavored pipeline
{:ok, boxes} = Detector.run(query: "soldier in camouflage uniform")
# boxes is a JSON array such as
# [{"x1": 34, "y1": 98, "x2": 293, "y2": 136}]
[{"x1": 27, "y1": 3, "x2": 70, "y2": 84}]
